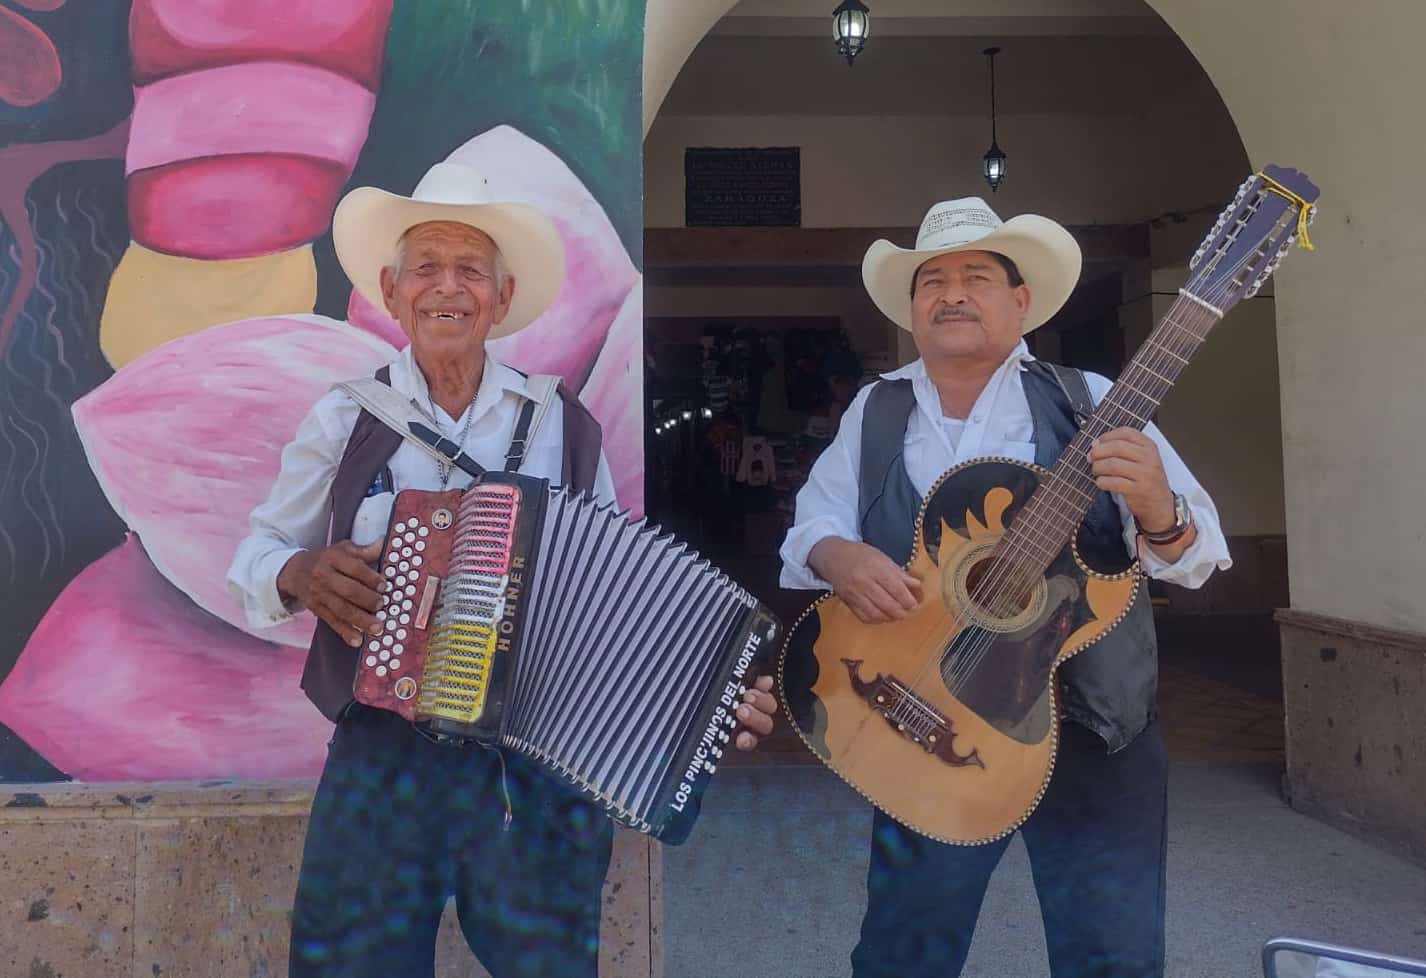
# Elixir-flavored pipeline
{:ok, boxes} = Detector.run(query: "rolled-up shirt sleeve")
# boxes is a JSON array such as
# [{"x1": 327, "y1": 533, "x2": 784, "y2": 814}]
[
  {"x1": 1080, "y1": 373, "x2": 1232, "y2": 589},
  {"x1": 225, "y1": 393, "x2": 348, "y2": 629},
  {"x1": 778, "y1": 386, "x2": 874, "y2": 591}
]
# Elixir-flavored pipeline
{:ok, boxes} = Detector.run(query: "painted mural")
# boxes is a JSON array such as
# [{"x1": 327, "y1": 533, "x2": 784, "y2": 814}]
[{"x1": 0, "y1": 0, "x2": 646, "y2": 782}]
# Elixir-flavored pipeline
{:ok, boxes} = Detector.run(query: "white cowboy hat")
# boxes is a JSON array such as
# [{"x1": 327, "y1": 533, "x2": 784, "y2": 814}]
[
  {"x1": 862, "y1": 197, "x2": 1082, "y2": 334},
  {"x1": 332, "y1": 161, "x2": 564, "y2": 338}
]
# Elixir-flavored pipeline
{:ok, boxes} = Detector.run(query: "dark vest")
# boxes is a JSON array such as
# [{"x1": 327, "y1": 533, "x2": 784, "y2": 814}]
[
  {"x1": 856, "y1": 361, "x2": 1158, "y2": 752},
  {"x1": 299, "y1": 369, "x2": 605, "y2": 722}
]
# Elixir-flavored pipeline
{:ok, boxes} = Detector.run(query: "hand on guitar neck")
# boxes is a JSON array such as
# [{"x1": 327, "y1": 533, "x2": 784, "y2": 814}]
[
  {"x1": 808, "y1": 537, "x2": 923, "y2": 624},
  {"x1": 1088, "y1": 427, "x2": 1198, "y2": 564}
]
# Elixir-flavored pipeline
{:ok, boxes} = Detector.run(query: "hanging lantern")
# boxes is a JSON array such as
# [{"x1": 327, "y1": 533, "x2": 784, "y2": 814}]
[
  {"x1": 832, "y1": 0, "x2": 871, "y2": 66},
  {"x1": 982, "y1": 46, "x2": 1007, "y2": 192}
]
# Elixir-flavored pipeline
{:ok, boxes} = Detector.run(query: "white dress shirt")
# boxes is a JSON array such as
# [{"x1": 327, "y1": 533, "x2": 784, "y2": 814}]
[
  {"x1": 227, "y1": 346, "x2": 616, "y2": 629},
  {"x1": 779, "y1": 340, "x2": 1231, "y2": 590}
]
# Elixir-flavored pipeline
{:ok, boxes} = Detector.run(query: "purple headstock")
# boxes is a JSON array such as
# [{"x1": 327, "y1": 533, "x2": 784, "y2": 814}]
[{"x1": 1185, "y1": 164, "x2": 1321, "y2": 314}]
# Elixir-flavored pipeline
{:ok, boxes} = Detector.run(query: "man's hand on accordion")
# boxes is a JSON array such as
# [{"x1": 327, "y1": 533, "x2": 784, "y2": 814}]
[
  {"x1": 277, "y1": 540, "x2": 385, "y2": 647},
  {"x1": 733, "y1": 674, "x2": 779, "y2": 751}
]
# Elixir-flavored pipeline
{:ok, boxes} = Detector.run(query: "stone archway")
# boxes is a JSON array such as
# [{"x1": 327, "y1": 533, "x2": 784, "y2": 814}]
[{"x1": 643, "y1": 0, "x2": 1426, "y2": 861}]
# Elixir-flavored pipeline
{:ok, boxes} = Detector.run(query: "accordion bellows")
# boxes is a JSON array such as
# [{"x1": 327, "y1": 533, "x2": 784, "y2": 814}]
[{"x1": 354, "y1": 472, "x2": 781, "y2": 844}]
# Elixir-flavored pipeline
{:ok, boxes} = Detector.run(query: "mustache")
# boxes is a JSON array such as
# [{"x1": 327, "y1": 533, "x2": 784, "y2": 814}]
[{"x1": 932, "y1": 305, "x2": 980, "y2": 323}]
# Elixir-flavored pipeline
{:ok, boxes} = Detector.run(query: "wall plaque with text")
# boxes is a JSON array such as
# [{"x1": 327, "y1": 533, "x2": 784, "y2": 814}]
[{"x1": 684, "y1": 147, "x2": 801, "y2": 227}]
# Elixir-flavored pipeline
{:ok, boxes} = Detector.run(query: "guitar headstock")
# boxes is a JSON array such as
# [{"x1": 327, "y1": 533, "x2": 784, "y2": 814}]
[{"x1": 1186, "y1": 164, "x2": 1320, "y2": 314}]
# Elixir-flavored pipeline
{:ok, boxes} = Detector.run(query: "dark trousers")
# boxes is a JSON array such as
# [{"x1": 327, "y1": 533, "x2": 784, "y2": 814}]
[
  {"x1": 289, "y1": 705, "x2": 613, "y2": 978},
  {"x1": 851, "y1": 718, "x2": 1169, "y2": 978}
]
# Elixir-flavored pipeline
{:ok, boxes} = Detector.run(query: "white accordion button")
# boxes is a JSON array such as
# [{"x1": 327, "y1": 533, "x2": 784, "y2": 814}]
[
  {"x1": 415, "y1": 541, "x2": 426, "y2": 552},
  {"x1": 408, "y1": 570, "x2": 420, "y2": 582},
  {"x1": 396, "y1": 629, "x2": 407, "y2": 640},
  {"x1": 384, "y1": 566, "x2": 396, "y2": 578},
  {"x1": 390, "y1": 658, "x2": 401, "y2": 670},
  {"x1": 402, "y1": 600, "x2": 414, "y2": 612},
  {"x1": 382, "y1": 635, "x2": 393, "y2": 648},
  {"x1": 399, "y1": 613, "x2": 411, "y2": 625},
  {"x1": 385, "y1": 620, "x2": 397, "y2": 633},
  {"x1": 376, "y1": 609, "x2": 387, "y2": 621},
  {"x1": 392, "y1": 643, "x2": 405, "y2": 655},
  {"x1": 403, "y1": 532, "x2": 416, "y2": 543},
  {"x1": 379, "y1": 650, "x2": 390, "y2": 662},
  {"x1": 418, "y1": 526, "x2": 430, "y2": 537},
  {"x1": 376, "y1": 666, "x2": 387, "y2": 677},
  {"x1": 412, "y1": 556, "x2": 423, "y2": 567},
  {"x1": 365, "y1": 656, "x2": 377, "y2": 667}
]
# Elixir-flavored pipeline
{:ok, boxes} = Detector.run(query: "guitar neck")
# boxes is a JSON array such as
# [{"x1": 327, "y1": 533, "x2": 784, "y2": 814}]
[{"x1": 1003, "y1": 293, "x2": 1222, "y2": 573}]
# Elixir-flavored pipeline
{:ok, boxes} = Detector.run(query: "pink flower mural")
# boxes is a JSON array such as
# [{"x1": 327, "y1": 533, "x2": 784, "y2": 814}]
[
  {"x1": 0, "y1": 126, "x2": 644, "y2": 780},
  {"x1": 0, "y1": 0, "x2": 645, "y2": 783}
]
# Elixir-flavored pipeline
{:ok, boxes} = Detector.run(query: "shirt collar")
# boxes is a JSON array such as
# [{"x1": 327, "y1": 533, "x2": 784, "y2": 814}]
[
  {"x1": 391, "y1": 345, "x2": 550, "y2": 423},
  {"x1": 880, "y1": 339, "x2": 1035, "y2": 381}
]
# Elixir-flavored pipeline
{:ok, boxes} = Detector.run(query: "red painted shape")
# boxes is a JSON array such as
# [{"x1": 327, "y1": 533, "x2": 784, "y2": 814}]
[
  {"x1": 129, "y1": 0, "x2": 393, "y2": 89},
  {"x1": 127, "y1": 153, "x2": 349, "y2": 259},
  {"x1": 0, "y1": 5, "x2": 62, "y2": 107}
]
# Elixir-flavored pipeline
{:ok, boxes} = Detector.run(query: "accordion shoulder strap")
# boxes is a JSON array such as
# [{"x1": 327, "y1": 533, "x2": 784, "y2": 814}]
[
  {"x1": 505, "y1": 373, "x2": 559, "y2": 472},
  {"x1": 337, "y1": 371, "x2": 563, "y2": 475},
  {"x1": 334, "y1": 377, "x2": 469, "y2": 471}
]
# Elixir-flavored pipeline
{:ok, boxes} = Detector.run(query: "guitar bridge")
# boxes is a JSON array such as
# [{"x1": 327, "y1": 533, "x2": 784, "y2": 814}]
[{"x1": 842, "y1": 659, "x2": 984, "y2": 769}]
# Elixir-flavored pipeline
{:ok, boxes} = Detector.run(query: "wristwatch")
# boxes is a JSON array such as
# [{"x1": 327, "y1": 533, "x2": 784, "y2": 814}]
[{"x1": 1136, "y1": 492, "x2": 1192, "y2": 545}]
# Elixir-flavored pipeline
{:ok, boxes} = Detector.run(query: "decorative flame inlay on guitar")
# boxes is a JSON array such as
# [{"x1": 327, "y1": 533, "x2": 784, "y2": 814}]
[{"x1": 778, "y1": 166, "x2": 1320, "y2": 844}]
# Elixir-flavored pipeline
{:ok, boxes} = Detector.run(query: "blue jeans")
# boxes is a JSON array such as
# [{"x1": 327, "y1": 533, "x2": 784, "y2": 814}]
[
  {"x1": 288, "y1": 705, "x2": 613, "y2": 978},
  {"x1": 852, "y1": 718, "x2": 1169, "y2": 978}
]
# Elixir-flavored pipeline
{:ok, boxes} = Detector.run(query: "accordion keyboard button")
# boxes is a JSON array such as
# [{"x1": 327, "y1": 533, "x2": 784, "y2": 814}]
[
  {"x1": 412, "y1": 556, "x2": 423, "y2": 567},
  {"x1": 392, "y1": 643, "x2": 404, "y2": 655},
  {"x1": 382, "y1": 636, "x2": 393, "y2": 648},
  {"x1": 418, "y1": 526, "x2": 429, "y2": 537},
  {"x1": 415, "y1": 541, "x2": 426, "y2": 552},
  {"x1": 402, "y1": 600, "x2": 413, "y2": 612},
  {"x1": 390, "y1": 659, "x2": 401, "y2": 670},
  {"x1": 376, "y1": 666, "x2": 387, "y2": 677},
  {"x1": 399, "y1": 614, "x2": 411, "y2": 625},
  {"x1": 379, "y1": 650, "x2": 390, "y2": 662},
  {"x1": 396, "y1": 629, "x2": 407, "y2": 640},
  {"x1": 365, "y1": 656, "x2": 377, "y2": 667}
]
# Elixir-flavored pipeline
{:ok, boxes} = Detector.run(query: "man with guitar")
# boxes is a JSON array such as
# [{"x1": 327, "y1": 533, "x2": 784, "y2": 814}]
[{"x1": 780, "y1": 196, "x2": 1231, "y2": 978}]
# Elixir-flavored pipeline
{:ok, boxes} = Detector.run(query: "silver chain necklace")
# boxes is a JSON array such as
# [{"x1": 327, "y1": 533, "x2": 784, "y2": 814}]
[{"x1": 427, "y1": 390, "x2": 478, "y2": 489}]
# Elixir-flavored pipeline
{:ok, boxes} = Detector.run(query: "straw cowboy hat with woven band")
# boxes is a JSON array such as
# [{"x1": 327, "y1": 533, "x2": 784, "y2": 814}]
[
  {"x1": 863, "y1": 196, "x2": 1082, "y2": 334},
  {"x1": 332, "y1": 161, "x2": 565, "y2": 339}
]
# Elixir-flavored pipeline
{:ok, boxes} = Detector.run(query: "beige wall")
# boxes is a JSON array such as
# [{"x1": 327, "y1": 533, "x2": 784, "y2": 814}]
[
  {"x1": 1151, "y1": 269, "x2": 1284, "y2": 537},
  {"x1": 646, "y1": 0, "x2": 1426, "y2": 633},
  {"x1": 1147, "y1": 0, "x2": 1426, "y2": 633},
  {"x1": 645, "y1": 32, "x2": 1247, "y2": 230}
]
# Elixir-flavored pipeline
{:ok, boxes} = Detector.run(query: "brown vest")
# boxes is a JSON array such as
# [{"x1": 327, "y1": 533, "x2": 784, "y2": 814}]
[{"x1": 299, "y1": 369, "x2": 605, "y2": 721}]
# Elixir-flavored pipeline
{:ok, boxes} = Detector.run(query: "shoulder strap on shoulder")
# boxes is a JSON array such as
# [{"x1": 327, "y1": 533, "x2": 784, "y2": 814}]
[
  {"x1": 1029, "y1": 360, "x2": 1094, "y2": 429},
  {"x1": 335, "y1": 376, "x2": 478, "y2": 472}
]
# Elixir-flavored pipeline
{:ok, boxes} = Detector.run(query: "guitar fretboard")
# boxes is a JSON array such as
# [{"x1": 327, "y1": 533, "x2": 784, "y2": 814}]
[{"x1": 996, "y1": 297, "x2": 1220, "y2": 575}]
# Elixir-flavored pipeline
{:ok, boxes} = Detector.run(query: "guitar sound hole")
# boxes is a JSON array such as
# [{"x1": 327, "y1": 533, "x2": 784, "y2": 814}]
[{"x1": 965, "y1": 558, "x2": 1035, "y2": 620}]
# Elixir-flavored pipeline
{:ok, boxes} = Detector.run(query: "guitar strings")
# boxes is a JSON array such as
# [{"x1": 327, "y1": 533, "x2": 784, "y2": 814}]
[{"x1": 931, "y1": 216, "x2": 1285, "y2": 697}]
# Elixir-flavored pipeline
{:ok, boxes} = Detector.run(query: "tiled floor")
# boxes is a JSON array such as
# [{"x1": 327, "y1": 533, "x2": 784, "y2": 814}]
[{"x1": 664, "y1": 616, "x2": 1426, "y2": 978}]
